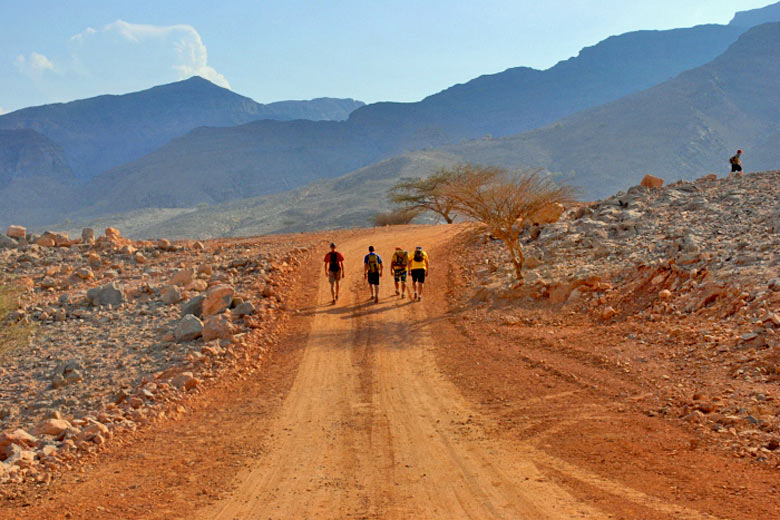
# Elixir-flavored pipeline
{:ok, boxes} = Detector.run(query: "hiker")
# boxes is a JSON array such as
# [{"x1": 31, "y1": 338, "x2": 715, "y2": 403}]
[
  {"x1": 729, "y1": 149, "x2": 743, "y2": 177},
  {"x1": 408, "y1": 246, "x2": 429, "y2": 302},
  {"x1": 390, "y1": 246, "x2": 411, "y2": 298},
  {"x1": 323, "y1": 243, "x2": 344, "y2": 304},
  {"x1": 363, "y1": 245, "x2": 383, "y2": 303}
]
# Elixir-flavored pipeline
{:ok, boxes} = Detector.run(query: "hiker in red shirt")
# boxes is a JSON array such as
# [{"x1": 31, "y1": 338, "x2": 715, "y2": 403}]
[{"x1": 323, "y1": 243, "x2": 344, "y2": 304}]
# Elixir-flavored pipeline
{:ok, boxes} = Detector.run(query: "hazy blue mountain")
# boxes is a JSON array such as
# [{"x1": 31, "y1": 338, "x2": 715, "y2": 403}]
[
  {"x1": 0, "y1": 76, "x2": 364, "y2": 182},
  {"x1": 730, "y1": 1, "x2": 780, "y2": 27},
  {"x1": 0, "y1": 129, "x2": 78, "y2": 227},
  {"x1": 76, "y1": 19, "x2": 768, "y2": 216},
  {"x1": 81, "y1": 20, "x2": 780, "y2": 238}
]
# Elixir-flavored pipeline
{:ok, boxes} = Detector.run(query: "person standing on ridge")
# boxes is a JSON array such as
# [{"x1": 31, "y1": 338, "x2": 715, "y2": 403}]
[
  {"x1": 390, "y1": 246, "x2": 410, "y2": 298},
  {"x1": 363, "y1": 245, "x2": 383, "y2": 303},
  {"x1": 729, "y1": 149, "x2": 743, "y2": 177},
  {"x1": 408, "y1": 246, "x2": 429, "y2": 302},
  {"x1": 324, "y1": 242, "x2": 344, "y2": 305}
]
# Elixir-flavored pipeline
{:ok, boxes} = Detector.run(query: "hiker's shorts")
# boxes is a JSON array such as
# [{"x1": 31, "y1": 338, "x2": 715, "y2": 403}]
[
  {"x1": 367, "y1": 272, "x2": 380, "y2": 285},
  {"x1": 393, "y1": 268, "x2": 407, "y2": 283},
  {"x1": 328, "y1": 270, "x2": 342, "y2": 284},
  {"x1": 731, "y1": 163, "x2": 742, "y2": 173},
  {"x1": 411, "y1": 268, "x2": 426, "y2": 284}
]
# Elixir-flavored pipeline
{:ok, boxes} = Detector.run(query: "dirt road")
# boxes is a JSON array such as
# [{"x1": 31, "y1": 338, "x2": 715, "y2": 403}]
[
  {"x1": 202, "y1": 226, "x2": 608, "y2": 519},
  {"x1": 2, "y1": 225, "x2": 777, "y2": 519}
]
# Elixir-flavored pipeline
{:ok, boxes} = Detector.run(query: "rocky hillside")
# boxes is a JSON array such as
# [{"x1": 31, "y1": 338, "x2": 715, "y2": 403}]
[
  {"x1": 460, "y1": 170, "x2": 780, "y2": 464},
  {"x1": 0, "y1": 225, "x2": 315, "y2": 485},
  {"x1": 0, "y1": 77, "x2": 364, "y2": 183}
]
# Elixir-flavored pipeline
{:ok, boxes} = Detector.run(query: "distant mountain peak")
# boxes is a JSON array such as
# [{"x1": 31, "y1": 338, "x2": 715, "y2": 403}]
[{"x1": 730, "y1": 1, "x2": 780, "y2": 27}]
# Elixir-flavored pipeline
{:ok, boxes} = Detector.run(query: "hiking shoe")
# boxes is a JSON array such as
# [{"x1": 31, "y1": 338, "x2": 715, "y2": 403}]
[
  {"x1": 413, "y1": 292, "x2": 418, "y2": 300},
  {"x1": 395, "y1": 289, "x2": 400, "y2": 296},
  {"x1": 332, "y1": 298, "x2": 336, "y2": 305},
  {"x1": 418, "y1": 295, "x2": 422, "y2": 302},
  {"x1": 401, "y1": 292, "x2": 405, "y2": 299},
  {"x1": 374, "y1": 296, "x2": 379, "y2": 303}
]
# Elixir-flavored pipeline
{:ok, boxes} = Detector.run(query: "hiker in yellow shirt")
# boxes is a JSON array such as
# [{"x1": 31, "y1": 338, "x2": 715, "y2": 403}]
[{"x1": 407, "y1": 246, "x2": 429, "y2": 302}]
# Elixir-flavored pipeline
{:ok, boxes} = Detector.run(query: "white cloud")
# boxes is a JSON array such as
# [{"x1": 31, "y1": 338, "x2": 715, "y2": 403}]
[
  {"x1": 15, "y1": 52, "x2": 56, "y2": 76},
  {"x1": 70, "y1": 19, "x2": 230, "y2": 89},
  {"x1": 0, "y1": 106, "x2": 5, "y2": 115}
]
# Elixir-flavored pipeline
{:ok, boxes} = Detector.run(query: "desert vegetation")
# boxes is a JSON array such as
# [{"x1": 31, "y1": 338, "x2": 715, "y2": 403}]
[
  {"x1": 391, "y1": 164, "x2": 574, "y2": 283},
  {"x1": 0, "y1": 278, "x2": 33, "y2": 357},
  {"x1": 373, "y1": 207, "x2": 422, "y2": 226}
]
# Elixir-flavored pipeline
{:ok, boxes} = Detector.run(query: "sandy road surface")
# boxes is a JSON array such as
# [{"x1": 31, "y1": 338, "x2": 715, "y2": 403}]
[{"x1": 201, "y1": 226, "x2": 606, "y2": 519}]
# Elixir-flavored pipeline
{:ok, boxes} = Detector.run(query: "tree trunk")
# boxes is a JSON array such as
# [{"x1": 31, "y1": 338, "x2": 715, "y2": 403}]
[{"x1": 504, "y1": 238, "x2": 525, "y2": 284}]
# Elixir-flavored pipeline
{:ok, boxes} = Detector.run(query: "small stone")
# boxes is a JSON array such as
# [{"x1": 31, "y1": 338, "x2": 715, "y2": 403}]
[
  {"x1": 202, "y1": 285, "x2": 235, "y2": 317},
  {"x1": 658, "y1": 289, "x2": 672, "y2": 299},
  {"x1": 158, "y1": 238, "x2": 172, "y2": 250},
  {"x1": 135, "y1": 252, "x2": 147, "y2": 264},
  {"x1": 174, "y1": 315, "x2": 203, "y2": 342},
  {"x1": 181, "y1": 295, "x2": 206, "y2": 318},
  {"x1": 171, "y1": 268, "x2": 194, "y2": 286},
  {"x1": 86, "y1": 282, "x2": 124, "y2": 307},
  {"x1": 162, "y1": 285, "x2": 182, "y2": 305},
  {"x1": 105, "y1": 227, "x2": 121, "y2": 240},
  {"x1": 234, "y1": 301, "x2": 255, "y2": 317},
  {"x1": 203, "y1": 314, "x2": 234, "y2": 341}
]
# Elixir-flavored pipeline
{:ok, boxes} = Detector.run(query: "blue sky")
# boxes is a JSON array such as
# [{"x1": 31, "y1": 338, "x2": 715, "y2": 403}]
[{"x1": 0, "y1": 1, "x2": 772, "y2": 113}]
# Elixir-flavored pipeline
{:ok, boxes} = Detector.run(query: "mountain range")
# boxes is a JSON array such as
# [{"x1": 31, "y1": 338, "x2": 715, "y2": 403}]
[
  {"x1": 59, "y1": 19, "x2": 780, "y2": 239},
  {"x1": 0, "y1": 78, "x2": 363, "y2": 183},
  {"x1": 64, "y1": 22, "x2": 757, "y2": 220},
  {"x1": 2, "y1": 1, "x2": 780, "y2": 233}
]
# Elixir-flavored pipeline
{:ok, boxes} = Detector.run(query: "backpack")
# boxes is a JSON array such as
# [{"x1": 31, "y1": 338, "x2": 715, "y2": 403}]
[
  {"x1": 366, "y1": 253, "x2": 379, "y2": 273},
  {"x1": 729, "y1": 155, "x2": 738, "y2": 165},
  {"x1": 329, "y1": 251, "x2": 341, "y2": 271},
  {"x1": 413, "y1": 249, "x2": 423, "y2": 262},
  {"x1": 392, "y1": 250, "x2": 408, "y2": 268}
]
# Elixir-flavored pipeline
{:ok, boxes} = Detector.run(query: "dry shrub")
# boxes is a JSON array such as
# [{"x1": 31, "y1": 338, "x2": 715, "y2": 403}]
[
  {"x1": 0, "y1": 278, "x2": 34, "y2": 357},
  {"x1": 373, "y1": 208, "x2": 422, "y2": 226},
  {"x1": 442, "y1": 166, "x2": 575, "y2": 283}
]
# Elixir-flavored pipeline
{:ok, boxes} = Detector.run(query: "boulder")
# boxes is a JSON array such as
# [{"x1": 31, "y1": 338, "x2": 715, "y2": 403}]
[
  {"x1": 171, "y1": 371, "x2": 197, "y2": 390},
  {"x1": 158, "y1": 238, "x2": 172, "y2": 250},
  {"x1": 81, "y1": 228, "x2": 95, "y2": 243},
  {"x1": 86, "y1": 282, "x2": 124, "y2": 307},
  {"x1": 135, "y1": 252, "x2": 147, "y2": 264},
  {"x1": 181, "y1": 295, "x2": 206, "y2": 318},
  {"x1": 162, "y1": 285, "x2": 182, "y2": 305},
  {"x1": 193, "y1": 241, "x2": 205, "y2": 250},
  {"x1": 203, "y1": 314, "x2": 234, "y2": 341},
  {"x1": 32, "y1": 419, "x2": 71, "y2": 437},
  {"x1": 202, "y1": 285, "x2": 234, "y2": 317},
  {"x1": 174, "y1": 315, "x2": 203, "y2": 342},
  {"x1": 105, "y1": 227, "x2": 121, "y2": 240},
  {"x1": 35, "y1": 236, "x2": 56, "y2": 247},
  {"x1": 6, "y1": 225, "x2": 26, "y2": 239},
  {"x1": 171, "y1": 268, "x2": 194, "y2": 286},
  {"x1": 640, "y1": 174, "x2": 664, "y2": 189},
  {"x1": 120, "y1": 244, "x2": 136, "y2": 255},
  {"x1": 197, "y1": 264, "x2": 213, "y2": 276},
  {"x1": 0, "y1": 429, "x2": 37, "y2": 450}
]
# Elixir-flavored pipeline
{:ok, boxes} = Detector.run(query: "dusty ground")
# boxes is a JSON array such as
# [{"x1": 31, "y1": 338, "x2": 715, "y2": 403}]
[{"x1": 1, "y1": 224, "x2": 779, "y2": 519}]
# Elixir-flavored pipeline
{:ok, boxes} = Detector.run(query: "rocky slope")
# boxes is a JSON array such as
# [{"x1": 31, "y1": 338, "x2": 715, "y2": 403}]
[
  {"x1": 462, "y1": 170, "x2": 780, "y2": 464},
  {"x1": 0, "y1": 226, "x2": 315, "y2": 485}
]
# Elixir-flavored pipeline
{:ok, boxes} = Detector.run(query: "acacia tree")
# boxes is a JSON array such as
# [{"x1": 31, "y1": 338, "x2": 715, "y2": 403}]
[
  {"x1": 443, "y1": 166, "x2": 575, "y2": 284},
  {"x1": 388, "y1": 167, "x2": 465, "y2": 224}
]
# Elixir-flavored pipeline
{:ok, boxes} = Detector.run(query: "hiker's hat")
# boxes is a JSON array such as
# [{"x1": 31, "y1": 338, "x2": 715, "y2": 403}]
[
  {"x1": 738, "y1": 149, "x2": 743, "y2": 154},
  {"x1": 368, "y1": 245, "x2": 375, "y2": 251},
  {"x1": 415, "y1": 246, "x2": 422, "y2": 250},
  {"x1": 330, "y1": 242, "x2": 336, "y2": 248},
  {"x1": 395, "y1": 246, "x2": 402, "y2": 250}
]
